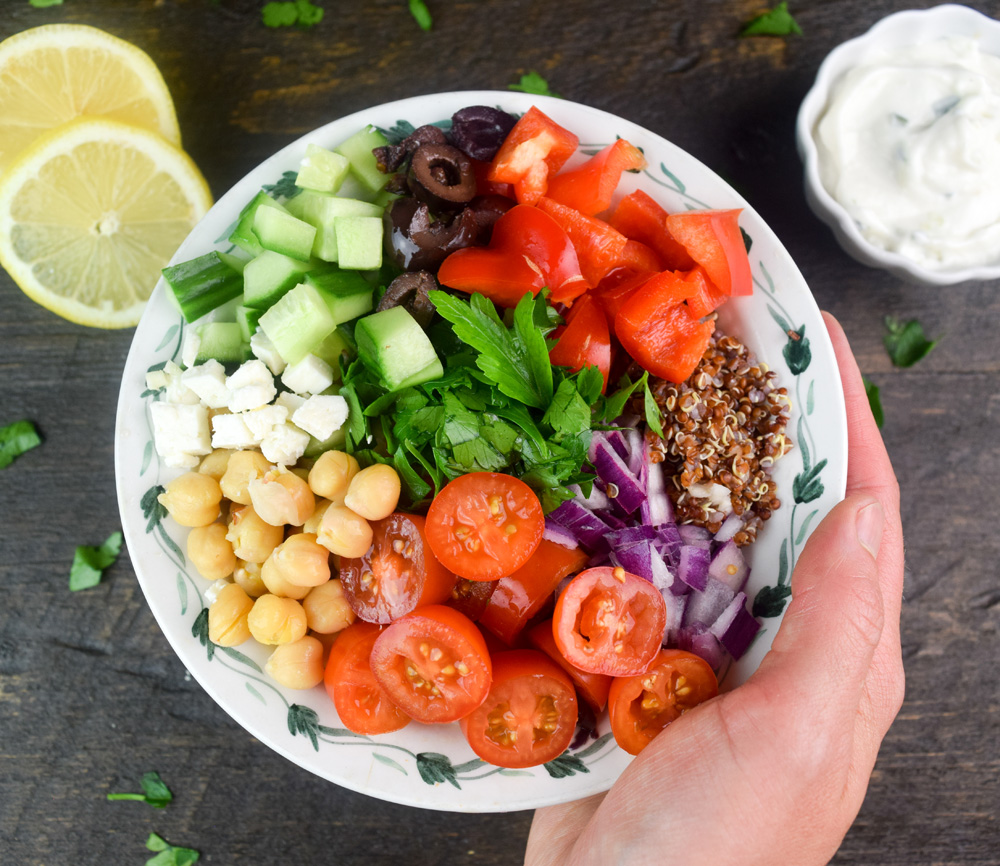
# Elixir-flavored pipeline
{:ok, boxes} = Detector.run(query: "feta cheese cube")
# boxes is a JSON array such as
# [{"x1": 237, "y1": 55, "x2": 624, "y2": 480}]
[
  {"x1": 261, "y1": 421, "x2": 310, "y2": 465},
  {"x1": 181, "y1": 328, "x2": 201, "y2": 368},
  {"x1": 291, "y1": 394, "x2": 349, "y2": 441},
  {"x1": 163, "y1": 360, "x2": 200, "y2": 405},
  {"x1": 281, "y1": 353, "x2": 334, "y2": 395},
  {"x1": 226, "y1": 360, "x2": 276, "y2": 413},
  {"x1": 274, "y1": 392, "x2": 308, "y2": 415},
  {"x1": 181, "y1": 359, "x2": 230, "y2": 409},
  {"x1": 211, "y1": 413, "x2": 258, "y2": 450},
  {"x1": 150, "y1": 402, "x2": 212, "y2": 464},
  {"x1": 250, "y1": 329, "x2": 287, "y2": 376},
  {"x1": 242, "y1": 404, "x2": 288, "y2": 441},
  {"x1": 163, "y1": 452, "x2": 201, "y2": 470}
]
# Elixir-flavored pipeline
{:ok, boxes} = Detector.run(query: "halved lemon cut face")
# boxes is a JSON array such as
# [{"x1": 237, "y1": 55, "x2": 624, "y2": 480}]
[
  {"x1": 0, "y1": 24, "x2": 181, "y2": 176},
  {"x1": 0, "y1": 117, "x2": 212, "y2": 328}
]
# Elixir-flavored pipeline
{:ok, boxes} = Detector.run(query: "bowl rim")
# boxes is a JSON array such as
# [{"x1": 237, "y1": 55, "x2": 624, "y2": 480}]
[{"x1": 795, "y1": 3, "x2": 1000, "y2": 286}]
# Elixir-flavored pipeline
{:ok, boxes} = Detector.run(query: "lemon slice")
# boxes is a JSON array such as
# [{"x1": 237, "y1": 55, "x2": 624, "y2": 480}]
[
  {"x1": 0, "y1": 24, "x2": 181, "y2": 176},
  {"x1": 0, "y1": 116, "x2": 212, "y2": 328}
]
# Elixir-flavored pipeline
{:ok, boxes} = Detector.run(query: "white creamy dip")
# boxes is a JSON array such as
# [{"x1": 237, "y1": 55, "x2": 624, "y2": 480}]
[{"x1": 815, "y1": 37, "x2": 1000, "y2": 271}]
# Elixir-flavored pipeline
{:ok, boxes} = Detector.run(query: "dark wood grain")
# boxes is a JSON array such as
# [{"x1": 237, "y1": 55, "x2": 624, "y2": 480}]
[{"x1": 1, "y1": 1, "x2": 998, "y2": 863}]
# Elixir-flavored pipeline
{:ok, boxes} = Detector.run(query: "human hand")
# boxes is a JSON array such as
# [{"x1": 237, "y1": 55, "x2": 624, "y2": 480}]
[{"x1": 524, "y1": 312, "x2": 905, "y2": 866}]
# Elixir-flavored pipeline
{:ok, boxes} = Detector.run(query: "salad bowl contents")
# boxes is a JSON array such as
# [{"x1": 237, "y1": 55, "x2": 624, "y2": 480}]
[{"x1": 116, "y1": 91, "x2": 846, "y2": 812}]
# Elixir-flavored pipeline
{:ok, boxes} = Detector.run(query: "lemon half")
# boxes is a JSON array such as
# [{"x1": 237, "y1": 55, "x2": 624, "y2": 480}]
[
  {"x1": 0, "y1": 117, "x2": 212, "y2": 328},
  {"x1": 0, "y1": 24, "x2": 181, "y2": 176}
]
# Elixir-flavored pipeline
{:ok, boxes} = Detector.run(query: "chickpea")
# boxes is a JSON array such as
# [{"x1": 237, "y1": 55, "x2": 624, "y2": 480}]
[
  {"x1": 227, "y1": 504, "x2": 284, "y2": 563},
  {"x1": 343, "y1": 463, "x2": 400, "y2": 521},
  {"x1": 249, "y1": 468, "x2": 315, "y2": 527},
  {"x1": 267, "y1": 532, "x2": 331, "y2": 588},
  {"x1": 308, "y1": 451, "x2": 360, "y2": 501},
  {"x1": 303, "y1": 578, "x2": 355, "y2": 634},
  {"x1": 264, "y1": 636, "x2": 325, "y2": 689},
  {"x1": 316, "y1": 504, "x2": 373, "y2": 558},
  {"x1": 187, "y1": 523, "x2": 237, "y2": 581},
  {"x1": 260, "y1": 552, "x2": 312, "y2": 600},
  {"x1": 220, "y1": 450, "x2": 273, "y2": 505},
  {"x1": 208, "y1": 583, "x2": 254, "y2": 646},
  {"x1": 198, "y1": 448, "x2": 234, "y2": 481},
  {"x1": 247, "y1": 594, "x2": 308, "y2": 645},
  {"x1": 233, "y1": 559, "x2": 267, "y2": 598},
  {"x1": 158, "y1": 472, "x2": 222, "y2": 527},
  {"x1": 302, "y1": 499, "x2": 332, "y2": 535}
]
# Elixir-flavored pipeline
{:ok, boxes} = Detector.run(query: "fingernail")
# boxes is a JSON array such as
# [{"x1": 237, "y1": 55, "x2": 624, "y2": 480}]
[{"x1": 856, "y1": 501, "x2": 884, "y2": 559}]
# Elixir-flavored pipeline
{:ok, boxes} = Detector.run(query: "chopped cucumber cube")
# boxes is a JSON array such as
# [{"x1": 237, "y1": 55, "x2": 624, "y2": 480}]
[
  {"x1": 305, "y1": 425, "x2": 347, "y2": 457},
  {"x1": 334, "y1": 125, "x2": 389, "y2": 194},
  {"x1": 229, "y1": 191, "x2": 288, "y2": 256},
  {"x1": 286, "y1": 191, "x2": 383, "y2": 262},
  {"x1": 252, "y1": 207, "x2": 317, "y2": 262},
  {"x1": 162, "y1": 251, "x2": 245, "y2": 323},
  {"x1": 335, "y1": 216, "x2": 382, "y2": 270},
  {"x1": 296, "y1": 143, "x2": 350, "y2": 194},
  {"x1": 217, "y1": 250, "x2": 251, "y2": 274},
  {"x1": 258, "y1": 282, "x2": 337, "y2": 365},
  {"x1": 194, "y1": 322, "x2": 249, "y2": 364},
  {"x1": 306, "y1": 270, "x2": 373, "y2": 324},
  {"x1": 311, "y1": 328, "x2": 350, "y2": 369},
  {"x1": 242, "y1": 250, "x2": 314, "y2": 308},
  {"x1": 236, "y1": 305, "x2": 263, "y2": 342},
  {"x1": 355, "y1": 306, "x2": 442, "y2": 392}
]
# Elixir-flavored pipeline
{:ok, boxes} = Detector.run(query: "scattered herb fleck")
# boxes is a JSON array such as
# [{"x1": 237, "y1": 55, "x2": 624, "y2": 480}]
[
  {"x1": 0, "y1": 419, "x2": 42, "y2": 469},
  {"x1": 261, "y1": 0, "x2": 323, "y2": 28},
  {"x1": 509, "y1": 71, "x2": 561, "y2": 98},
  {"x1": 29, "y1": 0, "x2": 63, "y2": 6},
  {"x1": 883, "y1": 316, "x2": 938, "y2": 368},
  {"x1": 408, "y1": 0, "x2": 433, "y2": 31},
  {"x1": 740, "y1": 2, "x2": 802, "y2": 37},
  {"x1": 69, "y1": 531, "x2": 123, "y2": 591},
  {"x1": 108, "y1": 771, "x2": 173, "y2": 808},
  {"x1": 863, "y1": 376, "x2": 884, "y2": 428},
  {"x1": 145, "y1": 832, "x2": 200, "y2": 866}
]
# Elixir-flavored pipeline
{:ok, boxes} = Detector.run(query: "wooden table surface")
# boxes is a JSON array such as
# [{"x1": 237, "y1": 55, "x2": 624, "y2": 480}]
[{"x1": 2, "y1": 1, "x2": 998, "y2": 863}]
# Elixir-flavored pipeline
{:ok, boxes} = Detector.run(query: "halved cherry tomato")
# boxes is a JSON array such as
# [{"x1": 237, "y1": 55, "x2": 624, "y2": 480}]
[
  {"x1": 548, "y1": 294, "x2": 611, "y2": 390},
  {"x1": 339, "y1": 513, "x2": 456, "y2": 624},
  {"x1": 615, "y1": 270, "x2": 715, "y2": 384},
  {"x1": 608, "y1": 648, "x2": 718, "y2": 755},
  {"x1": 479, "y1": 539, "x2": 590, "y2": 644},
  {"x1": 437, "y1": 204, "x2": 589, "y2": 307},
  {"x1": 460, "y1": 650, "x2": 578, "y2": 768},
  {"x1": 445, "y1": 577, "x2": 498, "y2": 622},
  {"x1": 527, "y1": 619, "x2": 612, "y2": 713},
  {"x1": 664, "y1": 209, "x2": 752, "y2": 297},
  {"x1": 609, "y1": 189, "x2": 696, "y2": 271},
  {"x1": 425, "y1": 473, "x2": 544, "y2": 582},
  {"x1": 370, "y1": 605, "x2": 493, "y2": 724},
  {"x1": 536, "y1": 196, "x2": 661, "y2": 286},
  {"x1": 488, "y1": 107, "x2": 579, "y2": 205},
  {"x1": 683, "y1": 265, "x2": 729, "y2": 318},
  {"x1": 545, "y1": 138, "x2": 647, "y2": 216},
  {"x1": 324, "y1": 622, "x2": 411, "y2": 736},
  {"x1": 553, "y1": 566, "x2": 667, "y2": 677}
]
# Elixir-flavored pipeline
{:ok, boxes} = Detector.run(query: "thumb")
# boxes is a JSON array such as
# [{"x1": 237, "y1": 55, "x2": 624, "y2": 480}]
[{"x1": 749, "y1": 494, "x2": 886, "y2": 722}]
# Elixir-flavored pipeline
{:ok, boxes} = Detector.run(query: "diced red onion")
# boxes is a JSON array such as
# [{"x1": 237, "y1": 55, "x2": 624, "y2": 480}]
[
  {"x1": 677, "y1": 623, "x2": 726, "y2": 670},
  {"x1": 572, "y1": 483, "x2": 610, "y2": 511},
  {"x1": 677, "y1": 545, "x2": 710, "y2": 593},
  {"x1": 709, "y1": 592, "x2": 761, "y2": 659},
  {"x1": 682, "y1": 576, "x2": 736, "y2": 627},
  {"x1": 709, "y1": 540, "x2": 750, "y2": 592},
  {"x1": 606, "y1": 525, "x2": 657, "y2": 547},
  {"x1": 626, "y1": 428, "x2": 645, "y2": 477},
  {"x1": 543, "y1": 519, "x2": 581, "y2": 550},
  {"x1": 714, "y1": 511, "x2": 743, "y2": 544},
  {"x1": 611, "y1": 542, "x2": 652, "y2": 578},
  {"x1": 548, "y1": 500, "x2": 614, "y2": 552},
  {"x1": 678, "y1": 524, "x2": 712, "y2": 549},
  {"x1": 661, "y1": 587, "x2": 687, "y2": 645},
  {"x1": 649, "y1": 548, "x2": 675, "y2": 594},
  {"x1": 588, "y1": 438, "x2": 646, "y2": 514},
  {"x1": 601, "y1": 430, "x2": 630, "y2": 461},
  {"x1": 640, "y1": 438, "x2": 673, "y2": 526}
]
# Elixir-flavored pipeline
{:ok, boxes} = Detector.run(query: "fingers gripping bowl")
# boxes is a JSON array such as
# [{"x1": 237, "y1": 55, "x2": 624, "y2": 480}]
[{"x1": 115, "y1": 91, "x2": 847, "y2": 812}]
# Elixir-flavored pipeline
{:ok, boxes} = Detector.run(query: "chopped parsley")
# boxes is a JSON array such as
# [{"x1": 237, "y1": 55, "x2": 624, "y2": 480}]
[
  {"x1": 145, "y1": 833, "x2": 199, "y2": 866},
  {"x1": 509, "y1": 72, "x2": 561, "y2": 98},
  {"x1": 29, "y1": 0, "x2": 63, "y2": 6},
  {"x1": 883, "y1": 316, "x2": 938, "y2": 368},
  {"x1": 261, "y1": 0, "x2": 324, "y2": 28},
  {"x1": 863, "y1": 376, "x2": 884, "y2": 428},
  {"x1": 108, "y1": 771, "x2": 173, "y2": 808},
  {"x1": 0, "y1": 419, "x2": 42, "y2": 469},
  {"x1": 69, "y1": 531, "x2": 123, "y2": 591},
  {"x1": 740, "y1": 2, "x2": 802, "y2": 37},
  {"x1": 408, "y1": 0, "x2": 433, "y2": 31}
]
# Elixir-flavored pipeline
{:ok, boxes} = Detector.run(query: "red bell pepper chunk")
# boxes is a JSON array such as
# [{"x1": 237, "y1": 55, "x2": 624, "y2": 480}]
[
  {"x1": 549, "y1": 293, "x2": 612, "y2": 390},
  {"x1": 684, "y1": 265, "x2": 729, "y2": 318},
  {"x1": 488, "y1": 107, "x2": 579, "y2": 206},
  {"x1": 545, "y1": 138, "x2": 647, "y2": 216},
  {"x1": 536, "y1": 197, "x2": 662, "y2": 287},
  {"x1": 592, "y1": 268, "x2": 653, "y2": 327},
  {"x1": 615, "y1": 270, "x2": 715, "y2": 384},
  {"x1": 471, "y1": 158, "x2": 515, "y2": 199},
  {"x1": 609, "y1": 189, "x2": 695, "y2": 271},
  {"x1": 437, "y1": 204, "x2": 589, "y2": 307},
  {"x1": 664, "y1": 209, "x2": 752, "y2": 297}
]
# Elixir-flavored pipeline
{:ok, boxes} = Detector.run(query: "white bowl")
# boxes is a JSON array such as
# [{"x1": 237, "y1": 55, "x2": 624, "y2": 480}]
[
  {"x1": 796, "y1": 4, "x2": 1000, "y2": 286},
  {"x1": 115, "y1": 91, "x2": 847, "y2": 812}
]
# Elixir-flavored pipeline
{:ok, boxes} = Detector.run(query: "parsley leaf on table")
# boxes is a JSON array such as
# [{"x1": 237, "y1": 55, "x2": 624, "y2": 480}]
[
  {"x1": 408, "y1": 0, "x2": 433, "y2": 31},
  {"x1": 509, "y1": 72, "x2": 561, "y2": 98},
  {"x1": 108, "y1": 771, "x2": 173, "y2": 808},
  {"x1": 261, "y1": 0, "x2": 323, "y2": 28},
  {"x1": 145, "y1": 833, "x2": 200, "y2": 866},
  {"x1": 29, "y1": 0, "x2": 63, "y2": 7},
  {"x1": 740, "y1": 2, "x2": 802, "y2": 37},
  {"x1": 883, "y1": 316, "x2": 939, "y2": 367},
  {"x1": 0, "y1": 419, "x2": 42, "y2": 469},
  {"x1": 69, "y1": 531, "x2": 123, "y2": 591},
  {"x1": 863, "y1": 376, "x2": 884, "y2": 428}
]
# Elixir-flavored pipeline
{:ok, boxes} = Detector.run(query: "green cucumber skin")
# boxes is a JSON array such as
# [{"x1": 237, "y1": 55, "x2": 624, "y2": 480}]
[
  {"x1": 334, "y1": 126, "x2": 390, "y2": 194},
  {"x1": 242, "y1": 251, "x2": 315, "y2": 309},
  {"x1": 286, "y1": 192, "x2": 383, "y2": 262},
  {"x1": 355, "y1": 306, "x2": 442, "y2": 392},
  {"x1": 162, "y1": 251, "x2": 244, "y2": 323},
  {"x1": 236, "y1": 305, "x2": 262, "y2": 342},
  {"x1": 306, "y1": 270, "x2": 373, "y2": 324},
  {"x1": 252, "y1": 207, "x2": 317, "y2": 263},
  {"x1": 195, "y1": 322, "x2": 248, "y2": 364},
  {"x1": 229, "y1": 191, "x2": 287, "y2": 256}
]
